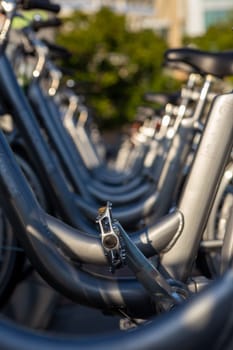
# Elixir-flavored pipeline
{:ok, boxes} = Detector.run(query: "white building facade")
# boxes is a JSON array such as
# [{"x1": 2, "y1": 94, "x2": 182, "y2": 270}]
[{"x1": 185, "y1": 0, "x2": 233, "y2": 36}]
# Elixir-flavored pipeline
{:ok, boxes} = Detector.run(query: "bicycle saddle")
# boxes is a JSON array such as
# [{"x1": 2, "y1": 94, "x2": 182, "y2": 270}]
[
  {"x1": 165, "y1": 48, "x2": 233, "y2": 78},
  {"x1": 163, "y1": 59, "x2": 198, "y2": 74}
]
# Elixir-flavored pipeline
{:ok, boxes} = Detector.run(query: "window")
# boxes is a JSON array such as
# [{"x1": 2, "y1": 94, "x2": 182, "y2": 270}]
[
  {"x1": 204, "y1": 10, "x2": 229, "y2": 28},
  {"x1": 126, "y1": 0, "x2": 155, "y2": 14}
]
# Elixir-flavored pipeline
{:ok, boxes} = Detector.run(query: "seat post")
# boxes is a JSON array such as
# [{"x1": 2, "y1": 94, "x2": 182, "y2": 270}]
[
  {"x1": 168, "y1": 73, "x2": 199, "y2": 137},
  {"x1": 191, "y1": 74, "x2": 215, "y2": 123}
]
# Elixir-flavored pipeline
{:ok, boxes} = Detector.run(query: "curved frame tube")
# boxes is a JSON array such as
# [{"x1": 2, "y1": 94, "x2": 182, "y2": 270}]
[
  {"x1": 0, "y1": 270, "x2": 232, "y2": 349},
  {"x1": 0, "y1": 125, "x2": 182, "y2": 316}
]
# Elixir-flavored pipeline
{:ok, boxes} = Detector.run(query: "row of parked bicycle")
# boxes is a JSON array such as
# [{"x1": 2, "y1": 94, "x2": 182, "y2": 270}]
[{"x1": 0, "y1": 0, "x2": 233, "y2": 348}]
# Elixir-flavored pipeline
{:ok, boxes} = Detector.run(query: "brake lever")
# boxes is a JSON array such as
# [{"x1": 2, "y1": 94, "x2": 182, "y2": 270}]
[
  {"x1": 97, "y1": 202, "x2": 188, "y2": 309},
  {"x1": 96, "y1": 201, "x2": 126, "y2": 273}
]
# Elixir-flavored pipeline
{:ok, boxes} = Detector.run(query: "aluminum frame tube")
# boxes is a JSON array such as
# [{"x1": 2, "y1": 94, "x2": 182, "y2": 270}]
[
  {"x1": 45, "y1": 209, "x2": 183, "y2": 264},
  {"x1": 0, "y1": 53, "x2": 103, "y2": 230},
  {"x1": 0, "y1": 127, "x2": 153, "y2": 316},
  {"x1": 0, "y1": 54, "x2": 184, "y2": 237},
  {"x1": 87, "y1": 181, "x2": 154, "y2": 204},
  {"x1": 151, "y1": 123, "x2": 194, "y2": 220},
  {"x1": 0, "y1": 126, "x2": 182, "y2": 316},
  {"x1": 0, "y1": 54, "x2": 79, "y2": 223},
  {"x1": 221, "y1": 201, "x2": 233, "y2": 273},
  {"x1": 16, "y1": 68, "x2": 177, "y2": 209},
  {"x1": 0, "y1": 269, "x2": 233, "y2": 349},
  {"x1": 205, "y1": 161, "x2": 233, "y2": 242},
  {"x1": 89, "y1": 175, "x2": 144, "y2": 195},
  {"x1": 74, "y1": 190, "x2": 159, "y2": 226},
  {"x1": 27, "y1": 81, "x2": 90, "y2": 199},
  {"x1": 41, "y1": 86, "x2": 151, "y2": 199},
  {"x1": 45, "y1": 88, "x2": 148, "y2": 196},
  {"x1": 46, "y1": 95, "x2": 89, "y2": 181},
  {"x1": 161, "y1": 92, "x2": 233, "y2": 281},
  {"x1": 0, "y1": 121, "x2": 183, "y2": 261}
]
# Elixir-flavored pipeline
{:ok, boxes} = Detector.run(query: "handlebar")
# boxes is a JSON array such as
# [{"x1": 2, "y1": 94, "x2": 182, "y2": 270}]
[
  {"x1": 31, "y1": 17, "x2": 62, "y2": 31},
  {"x1": 21, "y1": 0, "x2": 60, "y2": 13},
  {"x1": 42, "y1": 39, "x2": 72, "y2": 59}
]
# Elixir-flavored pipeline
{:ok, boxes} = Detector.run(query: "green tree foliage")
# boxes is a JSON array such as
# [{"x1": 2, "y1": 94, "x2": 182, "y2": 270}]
[
  {"x1": 56, "y1": 8, "x2": 178, "y2": 128},
  {"x1": 183, "y1": 13, "x2": 233, "y2": 51}
]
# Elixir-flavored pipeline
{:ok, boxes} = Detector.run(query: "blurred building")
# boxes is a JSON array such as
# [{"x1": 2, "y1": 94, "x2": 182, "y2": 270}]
[
  {"x1": 186, "y1": 0, "x2": 233, "y2": 36},
  {"x1": 55, "y1": 0, "x2": 233, "y2": 47}
]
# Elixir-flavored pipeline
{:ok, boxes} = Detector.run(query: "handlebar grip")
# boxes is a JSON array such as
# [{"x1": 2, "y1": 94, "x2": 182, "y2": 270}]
[
  {"x1": 42, "y1": 39, "x2": 72, "y2": 59},
  {"x1": 22, "y1": 0, "x2": 60, "y2": 13},
  {"x1": 32, "y1": 17, "x2": 62, "y2": 31}
]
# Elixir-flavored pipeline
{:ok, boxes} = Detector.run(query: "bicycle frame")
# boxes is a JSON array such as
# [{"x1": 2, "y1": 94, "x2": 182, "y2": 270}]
[
  {"x1": 1, "y1": 1, "x2": 233, "y2": 348},
  {"x1": 162, "y1": 92, "x2": 233, "y2": 281},
  {"x1": 0, "y1": 53, "x2": 173, "y2": 227},
  {"x1": 0, "y1": 41, "x2": 232, "y2": 285},
  {"x1": 0, "y1": 80, "x2": 232, "y2": 320},
  {"x1": 0, "y1": 52, "x2": 89, "y2": 229}
]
